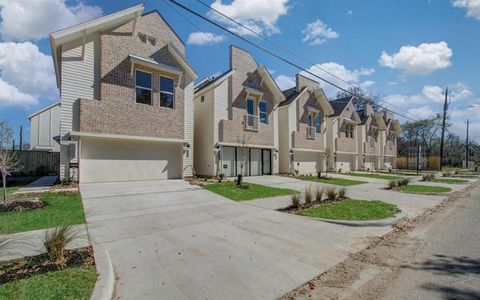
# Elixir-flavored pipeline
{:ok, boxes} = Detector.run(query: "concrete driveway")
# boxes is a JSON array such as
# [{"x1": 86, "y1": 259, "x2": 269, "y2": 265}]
[{"x1": 81, "y1": 180, "x2": 389, "y2": 300}]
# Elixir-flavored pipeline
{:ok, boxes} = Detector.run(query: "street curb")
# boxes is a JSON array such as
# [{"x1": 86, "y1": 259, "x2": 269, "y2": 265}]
[
  {"x1": 90, "y1": 242, "x2": 115, "y2": 300},
  {"x1": 314, "y1": 211, "x2": 408, "y2": 227}
]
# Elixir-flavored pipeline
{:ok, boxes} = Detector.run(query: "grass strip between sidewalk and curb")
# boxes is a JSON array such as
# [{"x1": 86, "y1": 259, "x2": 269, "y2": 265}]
[
  {"x1": 432, "y1": 178, "x2": 469, "y2": 184},
  {"x1": 0, "y1": 266, "x2": 97, "y2": 300},
  {"x1": 203, "y1": 182, "x2": 297, "y2": 201},
  {"x1": 298, "y1": 176, "x2": 368, "y2": 186},
  {"x1": 301, "y1": 199, "x2": 399, "y2": 221},
  {"x1": 346, "y1": 173, "x2": 403, "y2": 180},
  {"x1": 398, "y1": 185, "x2": 452, "y2": 194},
  {"x1": 0, "y1": 192, "x2": 86, "y2": 234}
]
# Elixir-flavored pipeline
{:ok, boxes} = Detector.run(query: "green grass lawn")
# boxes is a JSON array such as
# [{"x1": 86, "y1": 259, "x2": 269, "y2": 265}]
[
  {"x1": 0, "y1": 266, "x2": 97, "y2": 300},
  {"x1": 203, "y1": 182, "x2": 297, "y2": 201},
  {"x1": 0, "y1": 192, "x2": 86, "y2": 234},
  {"x1": 433, "y1": 178, "x2": 469, "y2": 184},
  {"x1": 347, "y1": 172, "x2": 402, "y2": 180},
  {"x1": 398, "y1": 185, "x2": 452, "y2": 194},
  {"x1": 298, "y1": 176, "x2": 368, "y2": 186},
  {"x1": 1, "y1": 176, "x2": 40, "y2": 200},
  {"x1": 302, "y1": 199, "x2": 398, "y2": 221}
]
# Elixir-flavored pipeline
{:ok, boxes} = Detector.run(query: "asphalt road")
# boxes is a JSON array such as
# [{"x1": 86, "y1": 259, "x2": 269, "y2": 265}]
[{"x1": 378, "y1": 185, "x2": 480, "y2": 299}]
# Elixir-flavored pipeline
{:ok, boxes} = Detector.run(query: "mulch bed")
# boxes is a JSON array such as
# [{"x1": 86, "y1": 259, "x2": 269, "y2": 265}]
[
  {"x1": 0, "y1": 246, "x2": 95, "y2": 285},
  {"x1": 0, "y1": 199, "x2": 44, "y2": 212}
]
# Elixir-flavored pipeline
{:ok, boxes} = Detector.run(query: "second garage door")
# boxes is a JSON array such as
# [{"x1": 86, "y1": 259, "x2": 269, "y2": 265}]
[{"x1": 80, "y1": 138, "x2": 182, "y2": 183}]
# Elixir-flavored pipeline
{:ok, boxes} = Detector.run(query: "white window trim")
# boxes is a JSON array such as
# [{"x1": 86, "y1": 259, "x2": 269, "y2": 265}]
[
  {"x1": 259, "y1": 100, "x2": 268, "y2": 124},
  {"x1": 159, "y1": 74, "x2": 175, "y2": 109},
  {"x1": 135, "y1": 69, "x2": 152, "y2": 105}
]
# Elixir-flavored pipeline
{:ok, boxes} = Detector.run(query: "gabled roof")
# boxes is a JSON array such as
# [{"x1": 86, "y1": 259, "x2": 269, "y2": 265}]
[
  {"x1": 194, "y1": 69, "x2": 234, "y2": 93},
  {"x1": 330, "y1": 96, "x2": 353, "y2": 117},
  {"x1": 28, "y1": 101, "x2": 61, "y2": 119},
  {"x1": 257, "y1": 66, "x2": 285, "y2": 102},
  {"x1": 279, "y1": 87, "x2": 303, "y2": 107},
  {"x1": 50, "y1": 4, "x2": 145, "y2": 88}
]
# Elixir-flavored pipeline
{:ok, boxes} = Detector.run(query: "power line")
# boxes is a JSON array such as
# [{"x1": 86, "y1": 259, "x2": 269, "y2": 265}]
[
  {"x1": 192, "y1": 0, "x2": 418, "y2": 120},
  {"x1": 164, "y1": 0, "x2": 418, "y2": 121}
]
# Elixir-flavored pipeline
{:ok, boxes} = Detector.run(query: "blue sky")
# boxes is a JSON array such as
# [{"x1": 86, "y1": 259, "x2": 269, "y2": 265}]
[{"x1": 0, "y1": 0, "x2": 479, "y2": 146}]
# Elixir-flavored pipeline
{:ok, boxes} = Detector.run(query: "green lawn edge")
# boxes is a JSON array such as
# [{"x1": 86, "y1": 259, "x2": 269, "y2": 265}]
[
  {"x1": 346, "y1": 172, "x2": 403, "y2": 180},
  {"x1": 398, "y1": 185, "x2": 452, "y2": 193},
  {"x1": 302, "y1": 199, "x2": 398, "y2": 221},
  {"x1": 298, "y1": 176, "x2": 368, "y2": 186},
  {"x1": 432, "y1": 178, "x2": 469, "y2": 184},
  {"x1": 0, "y1": 192, "x2": 86, "y2": 234},
  {"x1": 0, "y1": 266, "x2": 97, "y2": 300},
  {"x1": 203, "y1": 182, "x2": 297, "y2": 201}
]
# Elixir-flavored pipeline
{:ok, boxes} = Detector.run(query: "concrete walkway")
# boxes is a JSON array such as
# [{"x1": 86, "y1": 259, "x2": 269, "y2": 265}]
[
  {"x1": 80, "y1": 180, "x2": 390, "y2": 300},
  {"x1": 0, "y1": 224, "x2": 89, "y2": 262},
  {"x1": 15, "y1": 175, "x2": 58, "y2": 193}
]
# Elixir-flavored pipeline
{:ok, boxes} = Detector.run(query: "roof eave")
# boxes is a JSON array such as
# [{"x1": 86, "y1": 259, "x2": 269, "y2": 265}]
[{"x1": 258, "y1": 66, "x2": 285, "y2": 102}]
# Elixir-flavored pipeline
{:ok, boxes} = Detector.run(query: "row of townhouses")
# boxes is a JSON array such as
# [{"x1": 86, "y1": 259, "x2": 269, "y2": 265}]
[{"x1": 31, "y1": 4, "x2": 401, "y2": 183}]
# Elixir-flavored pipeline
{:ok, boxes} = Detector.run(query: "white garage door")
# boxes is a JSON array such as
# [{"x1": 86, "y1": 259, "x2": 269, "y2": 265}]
[
  {"x1": 80, "y1": 138, "x2": 182, "y2": 183},
  {"x1": 295, "y1": 151, "x2": 322, "y2": 175}
]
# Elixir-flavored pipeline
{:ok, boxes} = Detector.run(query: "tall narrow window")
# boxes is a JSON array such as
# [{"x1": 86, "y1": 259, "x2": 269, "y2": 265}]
[
  {"x1": 345, "y1": 123, "x2": 354, "y2": 138},
  {"x1": 247, "y1": 99, "x2": 255, "y2": 115},
  {"x1": 160, "y1": 77, "x2": 174, "y2": 108},
  {"x1": 307, "y1": 113, "x2": 313, "y2": 127},
  {"x1": 259, "y1": 101, "x2": 267, "y2": 124},
  {"x1": 135, "y1": 70, "x2": 152, "y2": 105},
  {"x1": 314, "y1": 114, "x2": 321, "y2": 133}
]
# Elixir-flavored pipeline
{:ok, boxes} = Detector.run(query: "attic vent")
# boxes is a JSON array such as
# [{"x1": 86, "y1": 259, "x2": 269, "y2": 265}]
[
  {"x1": 138, "y1": 32, "x2": 156, "y2": 46},
  {"x1": 138, "y1": 33, "x2": 147, "y2": 43},
  {"x1": 148, "y1": 36, "x2": 156, "y2": 46}
]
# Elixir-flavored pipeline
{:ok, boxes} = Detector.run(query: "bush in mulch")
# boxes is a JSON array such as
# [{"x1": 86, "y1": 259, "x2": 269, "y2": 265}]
[
  {"x1": 281, "y1": 187, "x2": 348, "y2": 213},
  {"x1": 0, "y1": 199, "x2": 44, "y2": 212},
  {"x1": 0, "y1": 246, "x2": 94, "y2": 285}
]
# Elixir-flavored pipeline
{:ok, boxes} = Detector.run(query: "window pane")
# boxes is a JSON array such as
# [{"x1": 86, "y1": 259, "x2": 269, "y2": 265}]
[
  {"x1": 315, "y1": 115, "x2": 321, "y2": 132},
  {"x1": 136, "y1": 88, "x2": 151, "y2": 104},
  {"x1": 136, "y1": 71, "x2": 151, "y2": 88},
  {"x1": 259, "y1": 101, "x2": 267, "y2": 113},
  {"x1": 160, "y1": 93, "x2": 174, "y2": 108},
  {"x1": 260, "y1": 112, "x2": 267, "y2": 124},
  {"x1": 307, "y1": 114, "x2": 312, "y2": 126},
  {"x1": 247, "y1": 99, "x2": 254, "y2": 115},
  {"x1": 160, "y1": 77, "x2": 174, "y2": 93}
]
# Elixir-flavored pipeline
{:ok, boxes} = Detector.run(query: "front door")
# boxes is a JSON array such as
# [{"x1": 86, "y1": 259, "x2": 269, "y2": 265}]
[
  {"x1": 250, "y1": 149, "x2": 262, "y2": 176},
  {"x1": 262, "y1": 149, "x2": 271, "y2": 175}
]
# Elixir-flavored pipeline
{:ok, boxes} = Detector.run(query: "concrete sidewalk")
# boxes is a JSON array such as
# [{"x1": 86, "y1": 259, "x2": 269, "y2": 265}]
[{"x1": 0, "y1": 224, "x2": 89, "y2": 262}]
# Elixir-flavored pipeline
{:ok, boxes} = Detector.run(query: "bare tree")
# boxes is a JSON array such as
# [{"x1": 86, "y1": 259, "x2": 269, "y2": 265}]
[
  {"x1": 0, "y1": 121, "x2": 13, "y2": 150},
  {"x1": 235, "y1": 129, "x2": 251, "y2": 187},
  {"x1": 1, "y1": 149, "x2": 22, "y2": 206}
]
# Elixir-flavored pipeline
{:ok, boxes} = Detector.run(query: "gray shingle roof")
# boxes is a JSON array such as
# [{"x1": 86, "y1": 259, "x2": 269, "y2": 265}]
[
  {"x1": 329, "y1": 97, "x2": 352, "y2": 116},
  {"x1": 279, "y1": 87, "x2": 301, "y2": 107}
]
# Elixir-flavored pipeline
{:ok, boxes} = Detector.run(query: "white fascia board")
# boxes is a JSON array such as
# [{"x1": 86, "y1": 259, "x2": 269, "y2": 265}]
[
  {"x1": 194, "y1": 69, "x2": 235, "y2": 96},
  {"x1": 70, "y1": 131, "x2": 188, "y2": 144},
  {"x1": 313, "y1": 88, "x2": 335, "y2": 116},
  {"x1": 167, "y1": 43, "x2": 197, "y2": 79},
  {"x1": 28, "y1": 101, "x2": 61, "y2": 119},
  {"x1": 258, "y1": 66, "x2": 285, "y2": 102}
]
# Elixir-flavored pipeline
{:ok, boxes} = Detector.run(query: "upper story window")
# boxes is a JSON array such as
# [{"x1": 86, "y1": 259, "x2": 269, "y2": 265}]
[
  {"x1": 314, "y1": 114, "x2": 321, "y2": 133},
  {"x1": 259, "y1": 101, "x2": 268, "y2": 124},
  {"x1": 247, "y1": 99, "x2": 255, "y2": 116},
  {"x1": 160, "y1": 77, "x2": 174, "y2": 109},
  {"x1": 345, "y1": 123, "x2": 355, "y2": 139},
  {"x1": 389, "y1": 132, "x2": 396, "y2": 144},
  {"x1": 374, "y1": 131, "x2": 378, "y2": 142},
  {"x1": 307, "y1": 113, "x2": 313, "y2": 127},
  {"x1": 138, "y1": 33, "x2": 147, "y2": 43},
  {"x1": 135, "y1": 70, "x2": 152, "y2": 105}
]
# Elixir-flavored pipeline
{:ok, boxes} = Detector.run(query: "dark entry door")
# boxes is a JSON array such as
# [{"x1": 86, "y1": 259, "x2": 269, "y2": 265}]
[{"x1": 262, "y1": 149, "x2": 271, "y2": 175}]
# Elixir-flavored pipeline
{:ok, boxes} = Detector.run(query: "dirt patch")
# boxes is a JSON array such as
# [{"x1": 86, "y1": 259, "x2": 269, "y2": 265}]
[
  {"x1": 0, "y1": 198, "x2": 44, "y2": 212},
  {"x1": 0, "y1": 246, "x2": 94, "y2": 285},
  {"x1": 281, "y1": 180, "x2": 480, "y2": 300}
]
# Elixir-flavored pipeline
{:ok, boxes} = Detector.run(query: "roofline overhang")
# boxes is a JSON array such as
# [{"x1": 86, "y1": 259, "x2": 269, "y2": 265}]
[
  {"x1": 129, "y1": 54, "x2": 182, "y2": 76},
  {"x1": 50, "y1": 4, "x2": 145, "y2": 88},
  {"x1": 313, "y1": 88, "x2": 335, "y2": 116},
  {"x1": 27, "y1": 101, "x2": 61, "y2": 119},
  {"x1": 373, "y1": 112, "x2": 387, "y2": 130},
  {"x1": 167, "y1": 42, "x2": 197, "y2": 80},
  {"x1": 194, "y1": 69, "x2": 235, "y2": 95},
  {"x1": 70, "y1": 131, "x2": 189, "y2": 144},
  {"x1": 258, "y1": 66, "x2": 285, "y2": 102}
]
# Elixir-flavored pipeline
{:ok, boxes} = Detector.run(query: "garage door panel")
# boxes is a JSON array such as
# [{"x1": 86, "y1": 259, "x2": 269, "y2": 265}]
[
  {"x1": 80, "y1": 139, "x2": 182, "y2": 183},
  {"x1": 295, "y1": 152, "x2": 322, "y2": 174}
]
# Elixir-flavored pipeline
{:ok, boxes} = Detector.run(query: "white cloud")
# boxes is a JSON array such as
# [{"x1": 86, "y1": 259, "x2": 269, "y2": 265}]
[
  {"x1": 0, "y1": 78, "x2": 37, "y2": 107},
  {"x1": 299, "y1": 62, "x2": 374, "y2": 97},
  {"x1": 347, "y1": 10, "x2": 353, "y2": 16},
  {"x1": 407, "y1": 106, "x2": 436, "y2": 119},
  {"x1": 0, "y1": 0, "x2": 102, "y2": 41},
  {"x1": 0, "y1": 42, "x2": 57, "y2": 107},
  {"x1": 275, "y1": 75, "x2": 295, "y2": 90},
  {"x1": 302, "y1": 19, "x2": 338, "y2": 46},
  {"x1": 187, "y1": 32, "x2": 225, "y2": 45},
  {"x1": 379, "y1": 41, "x2": 452, "y2": 75},
  {"x1": 453, "y1": 0, "x2": 480, "y2": 20},
  {"x1": 208, "y1": 0, "x2": 289, "y2": 36}
]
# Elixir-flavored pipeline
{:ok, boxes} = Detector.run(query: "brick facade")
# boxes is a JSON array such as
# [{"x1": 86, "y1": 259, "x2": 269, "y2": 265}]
[
  {"x1": 219, "y1": 46, "x2": 276, "y2": 146},
  {"x1": 78, "y1": 12, "x2": 187, "y2": 139}
]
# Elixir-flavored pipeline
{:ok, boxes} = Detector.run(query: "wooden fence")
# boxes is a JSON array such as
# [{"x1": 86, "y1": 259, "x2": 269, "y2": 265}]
[
  {"x1": 397, "y1": 155, "x2": 440, "y2": 171},
  {"x1": 8, "y1": 150, "x2": 59, "y2": 176}
]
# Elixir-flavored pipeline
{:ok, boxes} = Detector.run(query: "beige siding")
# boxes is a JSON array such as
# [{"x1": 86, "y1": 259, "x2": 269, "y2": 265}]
[
  {"x1": 278, "y1": 107, "x2": 290, "y2": 173},
  {"x1": 194, "y1": 89, "x2": 215, "y2": 176},
  {"x1": 214, "y1": 79, "x2": 229, "y2": 145},
  {"x1": 29, "y1": 103, "x2": 60, "y2": 152},
  {"x1": 183, "y1": 81, "x2": 194, "y2": 177},
  {"x1": 60, "y1": 33, "x2": 99, "y2": 179}
]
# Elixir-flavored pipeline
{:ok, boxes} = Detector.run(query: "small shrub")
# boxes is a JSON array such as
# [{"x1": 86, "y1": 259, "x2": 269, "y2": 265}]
[
  {"x1": 43, "y1": 226, "x2": 78, "y2": 264},
  {"x1": 217, "y1": 173, "x2": 225, "y2": 183},
  {"x1": 304, "y1": 185, "x2": 312, "y2": 205},
  {"x1": 338, "y1": 187, "x2": 347, "y2": 199},
  {"x1": 442, "y1": 172, "x2": 452, "y2": 177},
  {"x1": 422, "y1": 174, "x2": 435, "y2": 182},
  {"x1": 326, "y1": 187, "x2": 337, "y2": 201},
  {"x1": 291, "y1": 193, "x2": 301, "y2": 208},
  {"x1": 398, "y1": 178, "x2": 410, "y2": 186},
  {"x1": 387, "y1": 179, "x2": 397, "y2": 189},
  {"x1": 315, "y1": 187, "x2": 324, "y2": 202}
]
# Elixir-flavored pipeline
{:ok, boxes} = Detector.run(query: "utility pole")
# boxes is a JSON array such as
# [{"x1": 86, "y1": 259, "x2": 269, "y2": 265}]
[
  {"x1": 19, "y1": 125, "x2": 23, "y2": 150},
  {"x1": 439, "y1": 87, "x2": 449, "y2": 171},
  {"x1": 466, "y1": 119, "x2": 470, "y2": 168}
]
